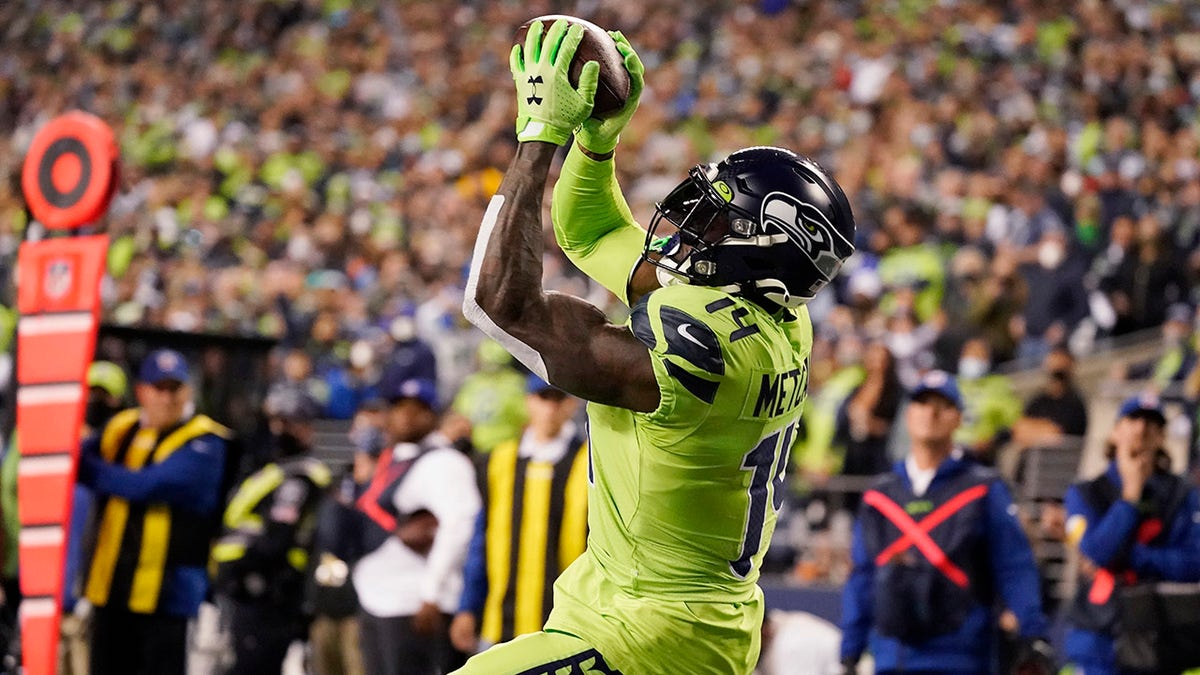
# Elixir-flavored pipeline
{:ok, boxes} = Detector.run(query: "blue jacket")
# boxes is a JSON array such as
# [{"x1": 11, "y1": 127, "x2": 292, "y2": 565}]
[
  {"x1": 78, "y1": 421, "x2": 227, "y2": 617},
  {"x1": 458, "y1": 510, "x2": 488, "y2": 616},
  {"x1": 1063, "y1": 463, "x2": 1200, "y2": 675},
  {"x1": 840, "y1": 454, "x2": 1048, "y2": 672}
]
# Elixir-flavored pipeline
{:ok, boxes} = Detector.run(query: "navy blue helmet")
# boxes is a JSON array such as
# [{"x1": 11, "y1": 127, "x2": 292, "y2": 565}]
[{"x1": 643, "y1": 146, "x2": 855, "y2": 308}]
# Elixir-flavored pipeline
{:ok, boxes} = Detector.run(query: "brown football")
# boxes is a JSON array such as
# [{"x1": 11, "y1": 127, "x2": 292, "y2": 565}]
[{"x1": 515, "y1": 15, "x2": 630, "y2": 119}]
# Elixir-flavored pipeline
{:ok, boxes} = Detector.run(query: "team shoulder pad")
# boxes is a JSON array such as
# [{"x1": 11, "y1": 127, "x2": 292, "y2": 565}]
[{"x1": 630, "y1": 286, "x2": 726, "y2": 404}]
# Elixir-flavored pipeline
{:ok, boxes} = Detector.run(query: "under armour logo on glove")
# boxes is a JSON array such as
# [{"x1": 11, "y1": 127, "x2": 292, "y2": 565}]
[{"x1": 526, "y1": 75, "x2": 544, "y2": 105}]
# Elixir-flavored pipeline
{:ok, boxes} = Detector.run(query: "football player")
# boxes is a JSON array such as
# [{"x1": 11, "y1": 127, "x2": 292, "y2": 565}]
[{"x1": 454, "y1": 18, "x2": 855, "y2": 675}]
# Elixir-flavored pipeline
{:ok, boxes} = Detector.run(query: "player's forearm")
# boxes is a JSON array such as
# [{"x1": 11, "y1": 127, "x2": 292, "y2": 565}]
[
  {"x1": 551, "y1": 145, "x2": 645, "y2": 303},
  {"x1": 464, "y1": 142, "x2": 557, "y2": 369}
]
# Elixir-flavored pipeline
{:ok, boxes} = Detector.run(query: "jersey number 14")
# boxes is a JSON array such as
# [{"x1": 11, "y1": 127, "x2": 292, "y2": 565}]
[{"x1": 730, "y1": 421, "x2": 798, "y2": 578}]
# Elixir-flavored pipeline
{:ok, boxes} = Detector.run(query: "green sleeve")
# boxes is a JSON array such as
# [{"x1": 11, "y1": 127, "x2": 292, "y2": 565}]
[{"x1": 551, "y1": 146, "x2": 648, "y2": 306}]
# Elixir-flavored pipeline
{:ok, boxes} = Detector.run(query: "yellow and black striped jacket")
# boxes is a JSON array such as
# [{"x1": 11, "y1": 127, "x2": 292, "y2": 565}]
[
  {"x1": 83, "y1": 408, "x2": 230, "y2": 616},
  {"x1": 478, "y1": 431, "x2": 589, "y2": 644}
]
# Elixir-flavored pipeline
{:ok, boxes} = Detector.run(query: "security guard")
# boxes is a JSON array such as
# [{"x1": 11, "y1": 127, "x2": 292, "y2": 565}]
[
  {"x1": 213, "y1": 387, "x2": 331, "y2": 675},
  {"x1": 840, "y1": 371, "x2": 1053, "y2": 674},
  {"x1": 450, "y1": 375, "x2": 589, "y2": 654},
  {"x1": 78, "y1": 349, "x2": 231, "y2": 675}
]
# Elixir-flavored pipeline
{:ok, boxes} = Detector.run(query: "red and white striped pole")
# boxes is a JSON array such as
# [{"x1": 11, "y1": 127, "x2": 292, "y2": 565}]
[{"x1": 16, "y1": 111, "x2": 117, "y2": 675}]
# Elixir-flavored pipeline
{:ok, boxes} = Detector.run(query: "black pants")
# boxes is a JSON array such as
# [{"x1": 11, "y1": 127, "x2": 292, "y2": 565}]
[
  {"x1": 227, "y1": 600, "x2": 303, "y2": 675},
  {"x1": 358, "y1": 610, "x2": 467, "y2": 675},
  {"x1": 90, "y1": 606, "x2": 187, "y2": 675}
]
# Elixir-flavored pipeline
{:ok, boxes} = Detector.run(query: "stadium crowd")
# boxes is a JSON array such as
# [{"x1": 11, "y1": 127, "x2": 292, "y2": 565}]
[
  {"x1": 3, "y1": 0, "x2": 1200, "y2": 400},
  {"x1": 3, "y1": 0, "x2": 1200, "y2": 672}
]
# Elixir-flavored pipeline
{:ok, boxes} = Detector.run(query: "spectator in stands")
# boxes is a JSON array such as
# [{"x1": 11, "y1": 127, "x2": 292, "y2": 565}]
[
  {"x1": 835, "y1": 342, "x2": 903, "y2": 510},
  {"x1": 1012, "y1": 347, "x2": 1090, "y2": 452},
  {"x1": 840, "y1": 370, "x2": 1053, "y2": 675},
  {"x1": 269, "y1": 349, "x2": 331, "y2": 415},
  {"x1": 954, "y1": 337, "x2": 1022, "y2": 465},
  {"x1": 1148, "y1": 303, "x2": 1197, "y2": 390},
  {"x1": 877, "y1": 204, "x2": 945, "y2": 324},
  {"x1": 322, "y1": 339, "x2": 382, "y2": 420},
  {"x1": 383, "y1": 310, "x2": 440, "y2": 392},
  {"x1": 1101, "y1": 213, "x2": 1190, "y2": 336},
  {"x1": 77, "y1": 349, "x2": 232, "y2": 675},
  {"x1": 449, "y1": 375, "x2": 588, "y2": 655},
  {"x1": 1063, "y1": 395, "x2": 1200, "y2": 675},
  {"x1": 795, "y1": 335, "x2": 867, "y2": 490},
  {"x1": 351, "y1": 377, "x2": 479, "y2": 675},
  {"x1": 451, "y1": 340, "x2": 529, "y2": 454},
  {"x1": 1015, "y1": 228, "x2": 1090, "y2": 363}
]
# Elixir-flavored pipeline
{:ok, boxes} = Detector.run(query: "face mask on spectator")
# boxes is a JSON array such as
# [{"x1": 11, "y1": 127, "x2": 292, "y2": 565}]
[
  {"x1": 1037, "y1": 240, "x2": 1065, "y2": 269},
  {"x1": 958, "y1": 357, "x2": 989, "y2": 380},
  {"x1": 888, "y1": 333, "x2": 917, "y2": 359}
]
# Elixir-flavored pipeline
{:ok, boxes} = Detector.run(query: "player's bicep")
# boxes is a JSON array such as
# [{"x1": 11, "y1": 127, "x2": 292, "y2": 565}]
[{"x1": 511, "y1": 291, "x2": 660, "y2": 412}]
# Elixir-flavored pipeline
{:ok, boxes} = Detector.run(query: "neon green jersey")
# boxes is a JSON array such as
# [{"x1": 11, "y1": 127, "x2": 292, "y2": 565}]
[{"x1": 573, "y1": 283, "x2": 812, "y2": 601}]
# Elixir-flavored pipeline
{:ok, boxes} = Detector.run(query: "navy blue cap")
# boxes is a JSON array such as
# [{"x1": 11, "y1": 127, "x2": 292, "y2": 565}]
[
  {"x1": 386, "y1": 377, "x2": 439, "y2": 410},
  {"x1": 910, "y1": 370, "x2": 963, "y2": 409},
  {"x1": 1117, "y1": 394, "x2": 1165, "y2": 425},
  {"x1": 138, "y1": 349, "x2": 189, "y2": 385},
  {"x1": 526, "y1": 374, "x2": 559, "y2": 395}
]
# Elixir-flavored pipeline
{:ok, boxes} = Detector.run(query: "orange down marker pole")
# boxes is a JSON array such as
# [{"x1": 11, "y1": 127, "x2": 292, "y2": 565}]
[{"x1": 16, "y1": 111, "x2": 117, "y2": 675}]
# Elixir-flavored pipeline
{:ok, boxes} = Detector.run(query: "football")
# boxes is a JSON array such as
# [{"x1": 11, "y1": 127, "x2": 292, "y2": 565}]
[{"x1": 515, "y1": 15, "x2": 631, "y2": 119}]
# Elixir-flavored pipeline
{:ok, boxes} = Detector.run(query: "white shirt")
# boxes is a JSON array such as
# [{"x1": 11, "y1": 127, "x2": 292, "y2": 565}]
[
  {"x1": 518, "y1": 421, "x2": 577, "y2": 464},
  {"x1": 905, "y1": 448, "x2": 964, "y2": 497},
  {"x1": 352, "y1": 440, "x2": 480, "y2": 617},
  {"x1": 755, "y1": 610, "x2": 843, "y2": 675}
]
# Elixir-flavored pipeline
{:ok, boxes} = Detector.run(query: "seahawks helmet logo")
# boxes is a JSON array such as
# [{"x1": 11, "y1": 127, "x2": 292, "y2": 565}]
[{"x1": 761, "y1": 192, "x2": 850, "y2": 280}]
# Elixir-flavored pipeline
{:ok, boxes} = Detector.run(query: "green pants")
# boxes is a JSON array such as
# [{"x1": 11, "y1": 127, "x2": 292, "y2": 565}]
[
  {"x1": 454, "y1": 556, "x2": 763, "y2": 675},
  {"x1": 451, "y1": 630, "x2": 622, "y2": 675}
]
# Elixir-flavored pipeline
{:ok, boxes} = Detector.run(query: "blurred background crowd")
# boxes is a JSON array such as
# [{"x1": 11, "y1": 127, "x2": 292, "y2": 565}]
[{"x1": 3, "y1": 0, "x2": 1200, "y2": 671}]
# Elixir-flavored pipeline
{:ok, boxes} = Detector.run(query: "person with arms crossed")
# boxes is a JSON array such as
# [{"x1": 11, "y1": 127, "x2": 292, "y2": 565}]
[
  {"x1": 454, "y1": 18, "x2": 855, "y2": 675},
  {"x1": 839, "y1": 371, "x2": 1054, "y2": 675},
  {"x1": 77, "y1": 349, "x2": 231, "y2": 675},
  {"x1": 450, "y1": 374, "x2": 589, "y2": 655}
]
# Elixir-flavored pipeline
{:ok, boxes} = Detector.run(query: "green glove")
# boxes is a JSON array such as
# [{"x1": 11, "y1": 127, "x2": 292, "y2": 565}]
[
  {"x1": 510, "y1": 19, "x2": 599, "y2": 146},
  {"x1": 576, "y1": 31, "x2": 645, "y2": 156}
]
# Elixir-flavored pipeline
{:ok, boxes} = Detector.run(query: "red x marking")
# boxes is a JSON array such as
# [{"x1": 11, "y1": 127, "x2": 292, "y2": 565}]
[{"x1": 864, "y1": 484, "x2": 990, "y2": 588}]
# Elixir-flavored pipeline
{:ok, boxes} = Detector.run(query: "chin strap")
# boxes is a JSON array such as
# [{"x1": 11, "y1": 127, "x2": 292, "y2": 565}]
[{"x1": 755, "y1": 278, "x2": 807, "y2": 309}]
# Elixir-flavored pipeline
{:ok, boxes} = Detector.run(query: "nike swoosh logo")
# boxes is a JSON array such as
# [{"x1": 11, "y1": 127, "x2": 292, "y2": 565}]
[{"x1": 676, "y1": 323, "x2": 707, "y2": 349}]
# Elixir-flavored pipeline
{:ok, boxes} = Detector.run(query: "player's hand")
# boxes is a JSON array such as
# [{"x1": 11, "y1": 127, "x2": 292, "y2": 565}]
[
  {"x1": 511, "y1": 19, "x2": 599, "y2": 146},
  {"x1": 413, "y1": 601, "x2": 444, "y2": 636},
  {"x1": 449, "y1": 611, "x2": 479, "y2": 653},
  {"x1": 575, "y1": 31, "x2": 644, "y2": 155}
]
